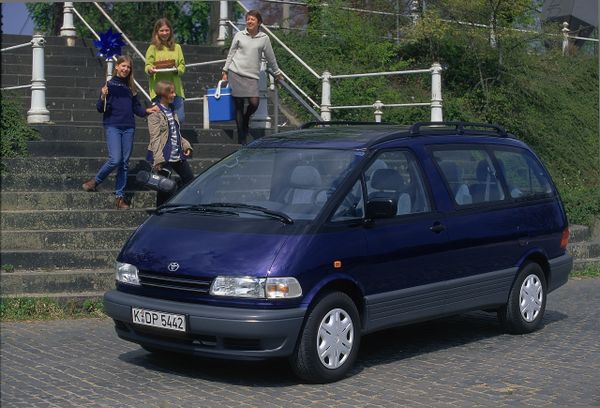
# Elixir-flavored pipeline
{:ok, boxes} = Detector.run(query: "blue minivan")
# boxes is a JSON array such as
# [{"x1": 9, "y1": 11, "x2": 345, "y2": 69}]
[{"x1": 104, "y1": 122, "x2": 573, "y2": 383}]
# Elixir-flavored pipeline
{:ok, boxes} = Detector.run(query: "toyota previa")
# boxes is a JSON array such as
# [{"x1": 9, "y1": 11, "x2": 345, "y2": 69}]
[{"x1": 104, "y1": 122, "x2": 573, "y2": 383}]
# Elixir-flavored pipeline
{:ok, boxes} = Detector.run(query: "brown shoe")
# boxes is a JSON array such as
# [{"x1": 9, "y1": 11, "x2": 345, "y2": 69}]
[
  {"x1": 116, "y1": 197, "x2": 130, "y2": 210},
  {"x1": 82, "y1": 178, "x2": 97, "y2": 192}
]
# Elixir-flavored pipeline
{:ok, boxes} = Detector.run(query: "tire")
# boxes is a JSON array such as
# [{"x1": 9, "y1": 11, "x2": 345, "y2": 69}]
[
  {"x1": 289, "y1": 292, "x2": 361, "y2": 383},
  {"x1": 499, "y1": 262, "x2": 547, "y2": 334}
]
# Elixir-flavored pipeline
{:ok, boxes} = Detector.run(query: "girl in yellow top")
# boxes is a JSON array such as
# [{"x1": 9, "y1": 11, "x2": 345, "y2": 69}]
[{"x1": 145, "y1": 18, "x2": 186, "y2": 123}]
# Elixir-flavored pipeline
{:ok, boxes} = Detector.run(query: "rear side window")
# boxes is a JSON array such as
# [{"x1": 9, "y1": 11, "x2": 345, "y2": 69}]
[
  {"x1": 432, "y1": 148, "x2": 505, "y2": 206},
  {"x1": 494, "y1": 149, "x2": 553, "y2": 199}
]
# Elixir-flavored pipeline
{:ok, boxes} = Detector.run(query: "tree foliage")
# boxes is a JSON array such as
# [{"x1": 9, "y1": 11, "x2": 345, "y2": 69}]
[{"x1": 25, "y1": 2, "x2": 210, "y2": 44}]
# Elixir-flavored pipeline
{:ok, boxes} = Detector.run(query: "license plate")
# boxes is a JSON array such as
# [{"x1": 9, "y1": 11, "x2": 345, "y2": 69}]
[{"x1": 132, "y1": 308, "x2": 186, "y2": 332}]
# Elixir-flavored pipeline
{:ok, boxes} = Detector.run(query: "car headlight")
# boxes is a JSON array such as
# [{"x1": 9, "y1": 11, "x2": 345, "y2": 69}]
[
  {"x1": 210, "y1": 276, "x2": 302, "y2": 299},
  {"x1": 116, "y1": 262, "x2": 140, "y2": 286}
]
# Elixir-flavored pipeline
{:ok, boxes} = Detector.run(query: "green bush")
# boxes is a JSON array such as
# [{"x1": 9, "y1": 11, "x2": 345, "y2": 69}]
[
  {"x1": 1, "y1": 93, "x2": 39, "y2": 162},
  {"x1": 0, "y1": 297, "x2": 105, "y2": 321}
]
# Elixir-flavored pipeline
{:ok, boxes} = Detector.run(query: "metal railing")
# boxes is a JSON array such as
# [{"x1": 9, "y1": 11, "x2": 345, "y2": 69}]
[{"x1": 1, "y1": 34, "x2": 50, "y2": 124}]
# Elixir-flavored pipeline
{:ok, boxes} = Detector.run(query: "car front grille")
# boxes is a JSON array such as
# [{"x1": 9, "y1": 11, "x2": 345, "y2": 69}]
[{"x1": 138, "y1": 271, "x2": 212, "y2": 295}]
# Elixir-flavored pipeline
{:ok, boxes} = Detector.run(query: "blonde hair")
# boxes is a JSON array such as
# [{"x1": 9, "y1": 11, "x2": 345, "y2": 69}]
[
  {"x1": 112, "y1": 55, "x2": 137, "y2": 95},
  {"x1": 154, "y1": 80, "x2": 175, "y2": 99},
  {"x1": 151, "y1": 18, "x2": 175, "y2": 51}
]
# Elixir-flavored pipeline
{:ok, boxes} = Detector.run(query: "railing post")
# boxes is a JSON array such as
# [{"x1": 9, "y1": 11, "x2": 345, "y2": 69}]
[
  {"x1": 430, "y1": 62, "x2": 443, "y2": 122},
  {"x1": 203, "y1": 95, "x2": 209, "y2": 130},
  {"x1": 562, "y1": 21, "x2": 570, "y2": 56},
  {"x1": 27, "y1": 33, "x2": 50, "y2": 124},
  {"x1": 410, "y1": 0, "x2": 420, "y2": 25},
  {"x1": 250, "y1": 58, "x2": 271, "y2": 130},
  {"x1": 60, "y1": 2, "x2": 77, "y2": 47},
  {"x1": 321, "y1": 71, "x2": 331, "y2": 122},
  {"x1": 271, "y1": 74, "x2": 279, "y2": 133},
  {"x1": 373, "y1": 100, "x2": 383, "y2": 123},
  {"x1": 217, "y1": 0, "x2": 229, "y2": 46}
]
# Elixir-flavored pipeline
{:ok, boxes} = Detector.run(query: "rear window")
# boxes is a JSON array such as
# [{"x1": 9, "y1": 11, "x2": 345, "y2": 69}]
[{"x1": 493, "y1": 149, "x2": 553, "y2": 199}]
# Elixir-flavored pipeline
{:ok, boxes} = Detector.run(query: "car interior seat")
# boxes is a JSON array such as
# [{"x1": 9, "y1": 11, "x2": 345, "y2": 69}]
[
  {"x1": 285, "y1": 165, "x2": 323, "y2": 204},
  {"x1": 438, "y1": 161, "x2": 472, "y2": 205},
  {"x1": 470, "y1": 160, "x2": 504, "y2": 203},
  {"x1": 368, "y1": 168, "x2": 411, "y2": 215}
]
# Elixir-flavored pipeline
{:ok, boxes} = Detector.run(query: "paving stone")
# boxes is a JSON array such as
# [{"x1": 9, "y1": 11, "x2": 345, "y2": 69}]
[{"x1": 1, "y1": 278, "x2": 599, "y2": 407}]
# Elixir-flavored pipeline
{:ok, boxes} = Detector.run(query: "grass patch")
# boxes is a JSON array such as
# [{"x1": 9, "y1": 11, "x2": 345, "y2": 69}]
[
  {"x1": 0, "y1": 297, "x2": 106, "y2": 322},
  {"x1": 571, "y1": 265, "x2": 600, "y2": 279}
]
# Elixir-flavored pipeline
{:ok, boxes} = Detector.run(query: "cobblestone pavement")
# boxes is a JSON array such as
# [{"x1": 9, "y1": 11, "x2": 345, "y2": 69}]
[{"x1": 1, "y1": 279, "x2": 599, "y2": 408}]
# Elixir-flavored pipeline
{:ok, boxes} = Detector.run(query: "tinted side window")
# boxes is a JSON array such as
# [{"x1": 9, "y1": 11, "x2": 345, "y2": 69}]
[
  {"x1": 432, "y1": 148, "x2": 505, "y2": 206},
  {"x1": 364, "y1": 151, "x2": 431, "y2": 215},
  {"x1": 494, "y1": 149, "x2": 553, "y2": 199}
]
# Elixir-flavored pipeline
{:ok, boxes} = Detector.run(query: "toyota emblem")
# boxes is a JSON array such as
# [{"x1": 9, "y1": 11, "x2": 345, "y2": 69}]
[{"x1": 167, "y1": 262, "x2": 180, "y2": 272}]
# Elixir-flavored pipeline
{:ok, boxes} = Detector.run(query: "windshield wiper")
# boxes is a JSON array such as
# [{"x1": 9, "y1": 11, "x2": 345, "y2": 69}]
[
  {"x1": 151, "y1": 204, "x2": 239, "y2": 216},
  {"x1": 202, "y1": 202, "x2": 294, "y2": 224}
]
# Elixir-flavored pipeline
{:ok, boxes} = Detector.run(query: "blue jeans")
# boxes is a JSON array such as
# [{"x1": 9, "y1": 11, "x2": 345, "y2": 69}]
[
  {"x1": 172, "y1": 96, "x2": 185, "y2": 124},
  {"x1": 95, "y1": 127, "x2": 135, "y2": 197}
]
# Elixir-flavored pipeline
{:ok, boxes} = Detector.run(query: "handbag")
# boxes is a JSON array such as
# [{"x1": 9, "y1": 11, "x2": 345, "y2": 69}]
[
  {"x1": 207, "y1": 80, "x2": 236, "y2": 122},
  {"x1": 136, "y1": 169, "x2": 177, "y2": 194}
]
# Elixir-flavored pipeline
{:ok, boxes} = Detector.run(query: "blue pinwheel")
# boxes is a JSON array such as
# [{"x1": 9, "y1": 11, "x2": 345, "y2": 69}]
[{"x1": 94, "y1": 27, "x2": 125, "y2": 59}]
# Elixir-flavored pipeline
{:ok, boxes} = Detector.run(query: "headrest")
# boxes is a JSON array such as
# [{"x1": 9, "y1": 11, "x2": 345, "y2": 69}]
[
  {"x1": 290, "y1": 165, "x2": 322, "y2": 188},
  {"x1": 476, "y1": 160, "x2": 496, "y2": 182},
  {"x1": 371, "y1": 168, "x2": 403, "y2": 190}
]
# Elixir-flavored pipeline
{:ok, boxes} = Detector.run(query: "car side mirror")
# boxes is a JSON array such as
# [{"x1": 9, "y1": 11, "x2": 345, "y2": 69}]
[{"x1": 366, "y1": 198, "x2": 397, "y2": 219}]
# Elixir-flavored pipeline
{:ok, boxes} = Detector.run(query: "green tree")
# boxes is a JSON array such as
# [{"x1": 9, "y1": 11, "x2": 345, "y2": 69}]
[{"x1": 26, "y1": 2, "x2": 210, "y2": 44}]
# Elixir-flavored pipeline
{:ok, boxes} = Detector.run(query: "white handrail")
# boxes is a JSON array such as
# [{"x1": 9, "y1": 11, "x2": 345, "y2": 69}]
[
  {"x1": 331, "y1": 103, "x2": 430, "y2": 110},
  {"x1": 1, "y1": 42, "x2": 32, "y2": 52},
  {"x1": 330, "y1": 69, "x2": 431, "y2": 79},
  {"x1": 91, "y1": 2, "x2": 146, "y2": 61},
  {"x1": 186, "y1": 60, "x2": 227, "y2": 68},
  {"x1": 72, "y1": 6, "x2": 151, "y2": 101}
]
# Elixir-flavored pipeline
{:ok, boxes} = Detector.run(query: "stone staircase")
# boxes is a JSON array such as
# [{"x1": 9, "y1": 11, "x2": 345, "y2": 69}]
[
  {"x1": 568, "y1": 221, "x2": 600, "y2": 271},
  {"x1": 0, "y1": 34, "x2": 250, "y2": 300}
]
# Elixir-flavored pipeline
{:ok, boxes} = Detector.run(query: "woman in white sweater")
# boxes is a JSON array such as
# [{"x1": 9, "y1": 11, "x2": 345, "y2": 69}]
[{"x1": 222, "y1": 10, "x2": 282, "y2": 144}]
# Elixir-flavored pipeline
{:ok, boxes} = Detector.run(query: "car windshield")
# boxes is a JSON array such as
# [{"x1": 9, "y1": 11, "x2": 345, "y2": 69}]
[{"x1": 170, "y1": 148, "x2": 364, "y2": 221}]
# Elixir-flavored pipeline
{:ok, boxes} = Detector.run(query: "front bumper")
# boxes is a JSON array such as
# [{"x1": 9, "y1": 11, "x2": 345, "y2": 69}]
[{"x1": 103, "y1": 290, "x2": 306, "y2": 360}]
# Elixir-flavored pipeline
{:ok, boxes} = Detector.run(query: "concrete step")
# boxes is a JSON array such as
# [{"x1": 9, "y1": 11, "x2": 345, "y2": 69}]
[
  {"x1": 1, "y1": 72, "x2": 222, "y2": 89},
  {"x1": 1, "y1": 190, "x2": 158, "y2": 211},
  {"x1": 26, "y1": 140, "x2": 238, "y2": 158},
  {"x1": 1, "y1": 157, "x2": 216, "y2": 176},
  {"x1": 0, "y1": 190, "x2": 156, "y2": 211},
  {"x1": 1, "y1": 228, "x2": 135, "y2": 250},
  {"x1": 29, "y1": 124, "x2": 234, "y2": 143},
  {"x1": 2, "y1": 172, "x2": 165, "y2": 192},
  {"x1": 1, "y1": 209, "x2": 149, "y2": 230},
  {"x1": 568, "y1": 239, "x2": 600, "y2": 259},
  {"x1": 0, "y1": 249, "x2": 121, "y2": 270},
  {"x1": 48, "y1": 108, "x2": 208, "y2": 125},
  {"x1": 0, "y1": 269, "x2": 114, "y2": 295},
  {"x1": 573, "y1": 257, "x2": 600, "y2": 270},
  {"x1": 569, "y1": 224, "x2": 591, "y2": 243}
]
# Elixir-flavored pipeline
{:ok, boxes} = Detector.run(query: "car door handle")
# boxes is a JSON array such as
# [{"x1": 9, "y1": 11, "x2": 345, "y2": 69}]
[{"x1": 429, "y1": 222, "x2": 446, "y2": 233}]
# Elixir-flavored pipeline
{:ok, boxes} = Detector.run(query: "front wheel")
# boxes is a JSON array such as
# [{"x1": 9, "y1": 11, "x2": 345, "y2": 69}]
[
  {"x1": 289, "y1": 292, "x2": 360, "y2": 383},
  {"x1": 499, "y1": 262, "x2": 547, "y2": 334}
]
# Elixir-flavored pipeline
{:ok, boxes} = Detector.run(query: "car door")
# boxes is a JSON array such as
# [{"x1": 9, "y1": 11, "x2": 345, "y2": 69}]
[{"x1": 329, "y1": 149, "x2": 453, "y2": 332}]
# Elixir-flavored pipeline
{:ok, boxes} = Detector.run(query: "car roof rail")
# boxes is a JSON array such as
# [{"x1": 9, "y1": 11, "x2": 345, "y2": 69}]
[
  {"x1": 300, "y1": 121, "x2": 392, "y2": 129},
  {"x1": 409, "y1": 121, "x2": 508, "y2": 137}
]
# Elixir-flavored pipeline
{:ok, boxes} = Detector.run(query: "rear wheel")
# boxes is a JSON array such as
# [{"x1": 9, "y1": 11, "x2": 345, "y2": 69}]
[
  {"x1": 290, "y1": 292, "x2": 360, "y2": 383},
  {"x1": 499, "y1": 262, "x2": 547, "y2": 334}
]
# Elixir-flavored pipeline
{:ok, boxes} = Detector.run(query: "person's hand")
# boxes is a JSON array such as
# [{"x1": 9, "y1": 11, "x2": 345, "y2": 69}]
[
  {"x1": 221, "y1": 72, "x2": 228, "y2": 81},
  {"x1": 153, "y1": 163, "x2": 163, "y2": 172},
  {"x1": 148, "y1": 66, "x2": 157, "y2": 74},
  {"x1": 184, "y1": 148, "x2": 192, "y2": 157},
  {"x1": 275, "y1": 74, "x2": 284, "y2": 82},
  {"x1": 100, "y1": 85, "x2": 108, "y2": 100},
  {"x1": 146, "y1": 105, "x2": 159, "y2": 114}
]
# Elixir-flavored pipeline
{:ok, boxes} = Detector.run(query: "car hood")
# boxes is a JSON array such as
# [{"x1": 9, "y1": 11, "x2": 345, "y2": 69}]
[{"x1": 119, "y1": 213, "x2": 301, "y2": 278}]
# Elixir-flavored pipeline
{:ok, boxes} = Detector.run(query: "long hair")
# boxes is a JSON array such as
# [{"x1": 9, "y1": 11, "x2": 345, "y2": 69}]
[
  {"x1": 151, "y1": 18, "x2": 175, "y2": 51},
  {"x1": 112, "y1": 55, "x2": 137, "y2": 95}
]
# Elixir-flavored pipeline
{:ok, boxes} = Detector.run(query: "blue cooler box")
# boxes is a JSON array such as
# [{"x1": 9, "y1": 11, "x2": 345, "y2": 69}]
[{"x1": 207, "y1": 83, "x2": 235, "y2": 122}]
